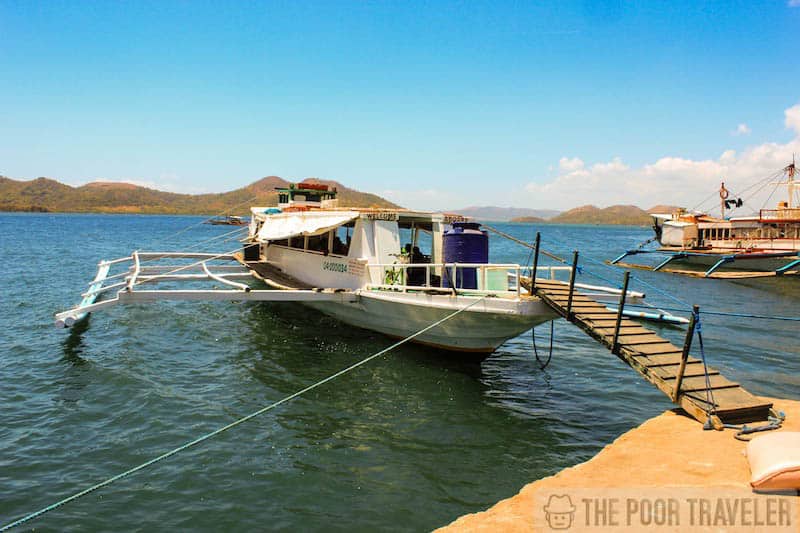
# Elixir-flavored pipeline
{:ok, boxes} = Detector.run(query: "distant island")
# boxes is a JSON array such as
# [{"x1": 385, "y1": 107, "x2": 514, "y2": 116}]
[
  {"x1": 0, "y1": 175, "x2": 682, "y2": 225},
  {"x1": 510, "y1": 204, "x2": 681, "y2": 226},
  {"x1": 454, "y1": 204, "x2": 681, "y2": 226},
  {"x1": 511, "y1": 216, "x2": 546, "y2": 223},
  {"x1": 0, "y1": 175, "x2": 398, "y2": 214},
  {"x1": 453, "y1": 206, "x2": 560, "y2": 222}
]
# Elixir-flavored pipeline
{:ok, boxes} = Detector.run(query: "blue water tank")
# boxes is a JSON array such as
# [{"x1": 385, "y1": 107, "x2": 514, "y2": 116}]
[{"x1": 442, "y1": 222, "x2": 489, "y2": 289}]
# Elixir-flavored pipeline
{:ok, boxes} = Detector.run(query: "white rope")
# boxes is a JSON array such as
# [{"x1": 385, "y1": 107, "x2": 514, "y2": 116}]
[
  {"x1": 2, "y1": 295, "x2": 488, "y2": 531},
  {"x1": 152, "y1": 195, "x2": 258, "y2": 246},
  {"x1": 134, "y1": 226, "x2": 248, "y2": 267}
]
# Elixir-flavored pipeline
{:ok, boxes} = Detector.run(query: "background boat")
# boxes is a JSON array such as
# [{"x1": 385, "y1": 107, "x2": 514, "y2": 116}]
[{"x1": 205, "y1": 215, "x2": 248, "y2": 226}]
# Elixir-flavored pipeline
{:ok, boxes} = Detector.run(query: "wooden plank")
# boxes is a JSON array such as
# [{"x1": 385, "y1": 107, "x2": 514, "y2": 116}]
[
  {"x1": 673, "y1": 374, "x2": 739, "y2": 392},
  {"x1": 534, "y1": 280, "x2": 569, "y2": 287},
  {"x1": 705, "y1": 389, "x2": 773, "y2": 412},
  {"x1": 641, "y1": 356, "x2": 703, "y2": 367},
  {"x1": 615, "y1": 334, "x2": 675, "y2": 346},
  {"x1": 539, "y1": 290, "x2": 587, "y2": 296},
  {"x1": 577, "y1": 313, "x2": 632, "y2": 320},
  {"x1": 565, "y1": 302, "x2": 609, "y2": 308},
  {"x1": 622, "y1": 343, "x2": 681, "y2": 355},
  {"x1": 593, "y1": 326, "x2": 651, "y2": 335},
  {"x1": 613, "y1": 331, "x2": 666, "y2": 338},
  {"x1": 651, "y1": 366, "x2": 720, "y2": 380},
  {"x1": 580, "y1": 317, "x2": 643, "y2": 327}
]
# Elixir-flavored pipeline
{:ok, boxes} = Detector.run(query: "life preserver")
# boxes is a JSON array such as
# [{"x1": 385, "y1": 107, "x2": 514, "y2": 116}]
[{"x1": 719, "y1": 183, "x2": 730, "y2": 200}]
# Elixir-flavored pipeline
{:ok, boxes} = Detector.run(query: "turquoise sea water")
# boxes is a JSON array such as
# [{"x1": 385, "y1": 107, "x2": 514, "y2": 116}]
[{"x1": 1, "y1": 213, "x2": 798, "y2": 531}]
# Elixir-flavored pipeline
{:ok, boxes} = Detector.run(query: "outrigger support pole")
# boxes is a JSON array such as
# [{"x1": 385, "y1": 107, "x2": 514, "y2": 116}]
[
  {"x1": 704, "y1": 255, "x2": 735, "y2": 277},
  {"x1": 653, "y1": 253, "x2": 686, "y2": 271},
  {"x1": 776, "y1": 257, "x2": 800, "y2": 275}
]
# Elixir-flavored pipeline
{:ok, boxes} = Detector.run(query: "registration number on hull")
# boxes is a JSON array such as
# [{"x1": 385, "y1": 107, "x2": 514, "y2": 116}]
[{"x1": 322, "y1": 261, "x2": 348, "y2": 273}]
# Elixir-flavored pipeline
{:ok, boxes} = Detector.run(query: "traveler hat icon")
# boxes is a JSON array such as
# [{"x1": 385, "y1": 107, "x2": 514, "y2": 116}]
[{"x1": 544, "y1": 494, "x2": 575, "y2": 530}]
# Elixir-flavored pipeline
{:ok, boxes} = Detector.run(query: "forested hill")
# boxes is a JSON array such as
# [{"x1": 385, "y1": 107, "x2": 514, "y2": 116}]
[
  {"x1": 510, "y1": 205, "x2": 683, "y2": 225},
  {"x1": 0, "y1": 176, "x2": 398, "y2": 214}
]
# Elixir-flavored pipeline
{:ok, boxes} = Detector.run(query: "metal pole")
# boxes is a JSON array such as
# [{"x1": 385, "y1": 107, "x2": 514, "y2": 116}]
[
  {"x1": 672, "y1": 304, "x2": 699, "y2": 402},
  {"x1": 531, "y1": 232, "x2": 541, "y2": 290},
  {"x1": 566, "y1": 250, "x2": 579, "y2": 319},
  {"x1": 611, "y1": 271, "x2": 630, "y2": 354}
]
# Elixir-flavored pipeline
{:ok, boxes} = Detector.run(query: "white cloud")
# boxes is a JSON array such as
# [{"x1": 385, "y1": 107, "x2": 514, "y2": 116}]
[
  {"x1": 785, "y1": 103, "x2": 800, "y2": 133},
  {"x1": 732, "y1": 123, "x2": 751, "y2": 136},
  {"x1": 524, "y1": 102, "x2": 800, "y2": 210},
  {"x1": 558, "y1": 157, "x2": 587, "y2": 173}
]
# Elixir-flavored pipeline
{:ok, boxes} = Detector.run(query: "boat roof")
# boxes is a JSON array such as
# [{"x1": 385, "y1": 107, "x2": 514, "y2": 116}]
[{"x1": 250, "y1": 206, "x2": 469, "y2": 224}]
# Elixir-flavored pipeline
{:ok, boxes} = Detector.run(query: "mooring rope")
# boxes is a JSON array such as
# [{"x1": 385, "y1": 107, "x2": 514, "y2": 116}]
[
  {"x1": 481, "y1": 224, "x2": 568, "y2": 264},
  {"x1": 151, "y1": 195, "x2": 259, "y2": 246},
  {"x1": 136, "y1": 225, "x2": 249, "y2": 265},
  {"x1": 693, "y1": 312, "x2": 718, "y2": 426},
  {"x1": 2, "y1": 295, "x2": 488, "y2": 531},
  {"x1": 532, "y1": 320, "x2": 555, "y2": 370}
]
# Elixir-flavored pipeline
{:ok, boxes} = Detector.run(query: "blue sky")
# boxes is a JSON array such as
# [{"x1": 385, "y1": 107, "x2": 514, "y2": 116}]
[{"x1": 1, "y1": 1, "x2": 799, "y2": 210}]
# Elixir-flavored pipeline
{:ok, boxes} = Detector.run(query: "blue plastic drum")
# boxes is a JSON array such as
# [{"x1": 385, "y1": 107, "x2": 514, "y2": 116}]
[{"x1": 442, "y1": 222, "x2": 489, "y2": 289}]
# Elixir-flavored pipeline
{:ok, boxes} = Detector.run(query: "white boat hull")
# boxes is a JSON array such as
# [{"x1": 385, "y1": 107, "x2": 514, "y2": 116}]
[{"x1": 306, "y1": 290, "x2": 557, "y2": 354}]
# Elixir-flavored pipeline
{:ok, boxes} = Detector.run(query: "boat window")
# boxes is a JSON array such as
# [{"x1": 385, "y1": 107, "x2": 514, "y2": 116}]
[
  {"x1": 402, "y1": 226, "x2": 433, "y2": 286},
  {"x1": 272, "y1": 238, "x2": 288, "y2": 247},
  {"x1": 306, "y1": 234, "x2": 328, "y2": 254},
  {"x1": 332, "y1": 226, "x2": 351, "y2": 256},
  {"x1": 288, "y1": 236, "x2": 304, "y2": 250}
]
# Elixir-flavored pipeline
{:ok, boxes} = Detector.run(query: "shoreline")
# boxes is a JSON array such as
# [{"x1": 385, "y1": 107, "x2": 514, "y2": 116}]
[
  {"x1": 0, "y1": 210, "x2": 652, "y2": 226},
  {"x1": 438, "y1": 397, "x2": 800, "y2": 532}
]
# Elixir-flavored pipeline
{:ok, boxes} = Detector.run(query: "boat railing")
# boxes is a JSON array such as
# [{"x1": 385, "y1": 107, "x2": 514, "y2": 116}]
[
  {"x1": 365, "y1": 263, "x2": 575, "y2": 296},
  {"x1": 759, "y1": 208, "x2": 800, "y2": 222}
]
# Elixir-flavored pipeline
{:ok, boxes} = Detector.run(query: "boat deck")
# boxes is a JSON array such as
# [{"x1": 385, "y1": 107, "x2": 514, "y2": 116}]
[
  {"x1": 527, "y1": 278, "x2": 773, "y2": 424},
  {"x1": 234, "y1": 253, "x2": 317, "y2": 290}
]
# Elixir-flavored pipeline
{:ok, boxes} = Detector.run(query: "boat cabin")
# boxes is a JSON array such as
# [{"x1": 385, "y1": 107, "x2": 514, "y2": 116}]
[
  {"x1": 247, "y1": 184, "x2": 513, "y2": 293},
  {"x1": 276, "y1": 182, "x2": 339, "y2": 209}
]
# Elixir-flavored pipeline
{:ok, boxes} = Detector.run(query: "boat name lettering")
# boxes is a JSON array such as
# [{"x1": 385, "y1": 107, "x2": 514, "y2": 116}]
[
  {"x1": 443, "y1": 214, "x2": 468, "y2": 224},
  {"x1": 365, "y1": 212, "x2": 398, "y2": 221},
  {"x1": 322, "y1": 261, "x2": 348, "y2": 273}
]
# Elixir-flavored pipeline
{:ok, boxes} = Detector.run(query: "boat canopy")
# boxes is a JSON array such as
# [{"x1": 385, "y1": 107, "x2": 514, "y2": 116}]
[{"x1": 255, "y1": 211, "x2": 360, "y2": 241}]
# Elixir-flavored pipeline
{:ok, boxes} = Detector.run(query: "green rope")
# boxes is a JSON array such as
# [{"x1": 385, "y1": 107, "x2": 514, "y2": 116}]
[{"x1": 2, "y1": 295, "x2": 488, "y2": 531}]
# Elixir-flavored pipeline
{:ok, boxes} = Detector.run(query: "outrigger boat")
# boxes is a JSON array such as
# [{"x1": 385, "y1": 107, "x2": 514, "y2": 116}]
[
  {"x1": 56, "y1": 181, "x2": 646, "y2": 357},
  {"x1": 205, "y1": 215, "x2": 248, "y2": 226},
  {"x1": 612, "y1": 161, "x2": 800, "y2": 278}
]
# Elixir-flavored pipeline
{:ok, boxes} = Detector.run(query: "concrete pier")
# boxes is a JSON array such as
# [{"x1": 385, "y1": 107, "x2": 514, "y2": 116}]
[{"x1": 439, "y1": 397, "x2": 800, "y2": 532}]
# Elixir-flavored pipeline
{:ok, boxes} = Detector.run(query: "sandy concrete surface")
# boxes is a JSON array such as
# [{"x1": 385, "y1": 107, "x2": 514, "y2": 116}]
[{"x1": 438, "y1": 397, "x2": 800, "y2": 532}]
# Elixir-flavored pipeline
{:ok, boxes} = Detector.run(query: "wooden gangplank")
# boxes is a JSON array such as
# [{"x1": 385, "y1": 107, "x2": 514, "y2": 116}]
[{"x1": 527, "y1": 278, "x2": 773, "y2": 425}]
